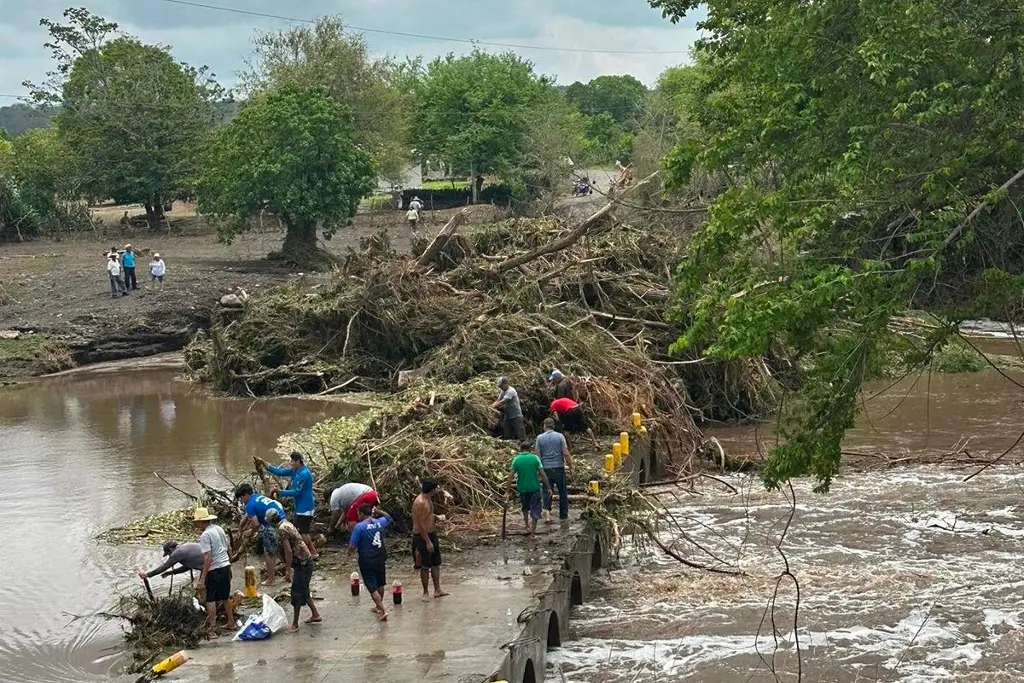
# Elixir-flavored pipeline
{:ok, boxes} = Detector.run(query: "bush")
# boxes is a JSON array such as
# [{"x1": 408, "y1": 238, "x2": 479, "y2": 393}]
[{"x1": 400, "y1": 185, "x2": 514, "y2": 210}]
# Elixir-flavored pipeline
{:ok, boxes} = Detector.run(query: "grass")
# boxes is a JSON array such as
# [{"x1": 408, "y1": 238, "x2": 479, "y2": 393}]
[
  {"x1": 420, "y1": 179, "x2": 470, "y2": 191},
  {"x1": 0, "y1": 334, "x2": 74, "y2": 374}
]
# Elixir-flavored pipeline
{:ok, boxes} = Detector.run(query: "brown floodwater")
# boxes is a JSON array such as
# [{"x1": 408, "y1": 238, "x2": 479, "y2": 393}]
[{"x1": 0, "y1": 365, "x2": 361, "y2": 683}]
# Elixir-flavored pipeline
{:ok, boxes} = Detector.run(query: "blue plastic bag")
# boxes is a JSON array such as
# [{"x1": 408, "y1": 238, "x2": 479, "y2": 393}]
[{"x1": 234, "y1": 616, "x2": 271, "y2": 641}]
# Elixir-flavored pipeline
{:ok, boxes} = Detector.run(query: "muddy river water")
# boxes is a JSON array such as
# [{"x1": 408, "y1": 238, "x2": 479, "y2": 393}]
[
  {"x1": 3, "y1": 350, "x2": 1024, "y2": 682},
  {"x1": 0, "y1": 364, "x2": 359, "y2": 683}
]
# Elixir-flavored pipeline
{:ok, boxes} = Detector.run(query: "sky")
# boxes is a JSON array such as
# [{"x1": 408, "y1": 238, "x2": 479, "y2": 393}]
[{"x1": 0, "y1": 0, "x2": 702, "y2": 101}]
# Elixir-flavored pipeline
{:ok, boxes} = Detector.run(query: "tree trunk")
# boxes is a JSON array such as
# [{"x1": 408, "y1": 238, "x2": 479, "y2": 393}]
[
  {"x1": 470, "y1": 161, "x2": 479, "y2": 204},
  {"x1": 144, "y1": 194, "x2": 166, "y2": 230},
  {"x1": 281, "y1": 218, "x2": 334, "y2": 269}
]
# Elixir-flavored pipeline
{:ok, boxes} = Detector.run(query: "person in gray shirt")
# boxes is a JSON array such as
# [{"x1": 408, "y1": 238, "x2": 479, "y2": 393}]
[
  {"x1": 535, "y1": 418, "x2": 573, "y2": 523},
  {"x1": 492, "y1": 376, "x2": 525, "y2": 442},
  {"x1": 139, "y1": 540, "x2": 204, "y2": 581}
]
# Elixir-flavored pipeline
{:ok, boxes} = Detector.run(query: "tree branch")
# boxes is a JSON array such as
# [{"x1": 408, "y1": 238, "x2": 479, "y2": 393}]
[
  {"x1": 415, "y1": 208, "x2": 470, "y2": 268},
  {"x1": 943, "y1": 167, "x2": 1024, "y2": 248}
]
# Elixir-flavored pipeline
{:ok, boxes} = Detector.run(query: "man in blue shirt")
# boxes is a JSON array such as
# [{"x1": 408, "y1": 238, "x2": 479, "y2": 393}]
[
  {"x1": 349, "y1": 504, "x2": 392, "y2": 621},
  {"x1": 121, "y1": 244, "x2": 138, "y2": 291},
  {"x1": 536, "y1": 418, "x2": 573, "y2": 523},
  {"x1": 235, "y1": 483, "x2": 289, "y2": 586},
  {"x1": 260, "y1": 452, "x2": 317, "y2": 559}
]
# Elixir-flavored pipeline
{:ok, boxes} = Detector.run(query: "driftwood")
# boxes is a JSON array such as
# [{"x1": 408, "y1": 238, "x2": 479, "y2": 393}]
[{"x1": 416, "y1": 208, "x2": 471, "y2": 268}]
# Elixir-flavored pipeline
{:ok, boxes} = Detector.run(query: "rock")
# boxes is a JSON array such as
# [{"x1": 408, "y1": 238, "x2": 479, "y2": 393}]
[
  {"x1": 219, "y1": 294, "x2": 244, "y2": 308},
  {"x1": 0, "y1": 330, "x2": 21, "y2": 340}
]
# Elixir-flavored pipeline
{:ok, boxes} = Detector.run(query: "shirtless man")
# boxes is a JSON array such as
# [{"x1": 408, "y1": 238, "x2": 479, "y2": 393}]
[{"x1": 411, "y1": 479, "x2": 452, "y2": 602}]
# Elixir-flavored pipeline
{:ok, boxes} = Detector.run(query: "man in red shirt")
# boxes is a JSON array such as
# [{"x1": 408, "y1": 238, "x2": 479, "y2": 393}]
[{"x1": 549, "y1": 397, "x2": 600, "y2": 449}]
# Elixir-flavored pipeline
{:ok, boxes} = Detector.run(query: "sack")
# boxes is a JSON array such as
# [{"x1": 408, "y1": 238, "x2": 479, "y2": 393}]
[{"x1": 232, "y1": 594, "x2": 289, "y2": 641}]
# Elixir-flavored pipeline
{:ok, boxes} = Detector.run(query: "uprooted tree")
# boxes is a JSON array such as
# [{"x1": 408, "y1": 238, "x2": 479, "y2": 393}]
[
  {"x1": 651, "y1": 0, "x2": 1024, "y2": 490},
  {"x1": 197, "y1": 85, "x2": 377, "y2": 268}
]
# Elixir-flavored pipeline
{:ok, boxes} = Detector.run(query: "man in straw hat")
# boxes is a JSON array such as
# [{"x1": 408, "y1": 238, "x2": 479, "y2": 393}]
[{"x1": 193, "y1": 506, "x2": 235, "y2": 639}]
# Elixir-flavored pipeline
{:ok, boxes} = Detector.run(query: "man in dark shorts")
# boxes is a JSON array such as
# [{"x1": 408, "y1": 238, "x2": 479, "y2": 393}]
[
  {"x1": 349, "y1": 504, "x2": 392, "y2": 621},
  {"x1": 507, "y1": 446, "x2": 550, "y2": 537},
  {"x1": 411, "y1": 479, "x2": 452, "y2": 602},
  {"x1": 193, "y1": 507, "x2": 234, "y2": 639},
  {"x1": 267, "y1": 508, "x2": 321, "y2": 633},
  {"x1": 549, "y1": 397, "x2": 600, "y2": 449}
]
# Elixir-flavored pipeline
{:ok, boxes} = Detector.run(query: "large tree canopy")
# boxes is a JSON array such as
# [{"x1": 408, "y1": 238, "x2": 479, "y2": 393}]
[
  {"x1": 242, "y1": 17, "x2": 410, "y2": 184},
  {"x1": 197, "y1": 86, "x2": 376, "y2": 267},
  {"x1": 27, "y1": 8, "x2": 219, "y2": 227},
  {"x1": 413, "y1": 50, "x2": 550, "y2": 202},
  {"x1": 651, "y1": 0, "x2": 1024, "y2": 490},
  {"x1": 565, "y1": 74, "x2": 647, "y2": 130}
]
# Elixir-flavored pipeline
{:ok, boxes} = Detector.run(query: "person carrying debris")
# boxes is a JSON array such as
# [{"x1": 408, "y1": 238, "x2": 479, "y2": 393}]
[
  {"x1": 349, "y1": 504, "x2": 393, "y2": 621},
  {"x1": 149, "y1": 253, "x2": 166, "y2": 287},
  {"x1": 266, "y1": 508, "x2": 322, "y2": 633},
  {"x1": 549, "y1": 396, "x2": 600, "y2": 449},
  {"x1": 411, "y1": 479, "x2": 452, "y2": 602},
  {"x1": 492, "y1": 377, "x2": 525, "y2": 442},
  {"x1": 548, "y1": 369, "x2": 575, "y2": 400},
  {"x1": 507, "y1": 444, "x2": 550, "y2": 537},
  {"x1": 139, "y1": 540, "x2": 203, "y2": 582},
  {"x1": 235, "y1": 483, "x2": 289, "y2": 586},
  {"x1": 329, "y1": 482, "x2": 380, "y2": 533},
  {"x1": 107, "y1": 253, "x2": 127, "y2": 298},
  {"x1": 121, "y1": 244, "x2": 139, "y2": 291},
  {"x1": 536, "y1": 418, "x2": 573, "y2": 523},
  {"x1": 193, "y1": 507, "x2": 235, "y2": 639},
  {"x1": 260, "y1": 452, "x2": 317, "y2": 559}
]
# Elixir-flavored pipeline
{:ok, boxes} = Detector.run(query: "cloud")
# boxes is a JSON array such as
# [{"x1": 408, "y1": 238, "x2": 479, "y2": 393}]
[{"x1": 0, "y1": 0, "x2": 702, "y2": 99}]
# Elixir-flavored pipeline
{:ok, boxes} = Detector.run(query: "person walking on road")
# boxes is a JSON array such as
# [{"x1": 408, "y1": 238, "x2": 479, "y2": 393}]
[
  {"x1": 507, "y1": 446, "x2": 550, "y2": 537},
  {"x1": 536, "y1": 418, "x2": 573, "y2": 524},
  {"x1": 549, "y1": 396, "x2": 600, "y2": 449},
  {"x1": 235, "y1": 483, "x2": 288, "y2": 586},
  {"x1": 329, "y1": 482, "x2": 379, "y2": 534},
  {"x1": 107, "y1": 253, "x2": 126, "y2": 298},
  {"x1": 149, "y1": 253, "x2": 166, "y2": 287},
  {"x1": 139, "y1": 540, "x2": 203, "y2": 582},
  {"x1": 121, "y1": 244, "x2": 138, "y2": 291},
  {"x1": 193, "y1": 507, "x2": 234, "y2": 639},
  {"x1": 411, "y1": 479, "x2": 451, "y2": 602},
  {"x1": 493, "y1": 377, "x2": 525, "y2": 442},
  {"x1": 349, "y1": 504, "x2": 392, "y2": 621},
  {"x1": 266, "y1": 508, "x2": 321, "y2": 633},
  {"x1": 260, "y1": 452, "x2": 317, "y2": 558}
]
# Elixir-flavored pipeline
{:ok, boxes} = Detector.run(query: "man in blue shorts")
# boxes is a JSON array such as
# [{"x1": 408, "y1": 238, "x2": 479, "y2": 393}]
[
  {"x1": 506, "y1": 444, "x2": 550, "y2": 537},
  {"x1": 349, "y1": 504, "x2": 392, "y2": 622},
  {"x1": 235, "y1": 483, "x2": 288, "y2": 586}
]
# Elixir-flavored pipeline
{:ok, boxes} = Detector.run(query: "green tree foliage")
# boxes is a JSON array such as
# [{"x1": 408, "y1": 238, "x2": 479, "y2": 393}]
[
  {"x1": 27, "y1": 8, "x2": 219, "y2": 227},
  {"x1": 566, "y1": 75, "x2": 647, "y2": 130},
  {"x1": 242, "y1": 17, "x2": 410, "y2": 184},
  {"x1": 9, "y1": 127, "x2": 68, "y2": 221},
  {"x1": 651, "y1": 0, "x2": 1024, "y2": 490},
  {"x1": 197, "y1": 86, "x2": 376, "y2": 267},
  {"x1": 412, "y1": 50, "x2": 551, "y2": 202}
]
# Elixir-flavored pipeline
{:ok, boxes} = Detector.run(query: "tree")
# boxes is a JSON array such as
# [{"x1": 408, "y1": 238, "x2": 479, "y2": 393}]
[
  {"x1": 413, "y1": 50, "x2": 550, "y2": 203},
  {"x1": 651, "y1": 0, "x2": 1024, "y2": 490},
  {"x1": 241, "y1": 17, "x2": 410, "y2": 185},
  {"x1": 197, "y1": 86, "x2": 376, "y2": 267},
  {"x1": 9, "y1": 127, "x2": 68, "y2": 221},
  {"x1": 565, "y1": 75, "x2": 648, "y2": 130},
  {"x1": 26, "y1": 8, "x2": 219, "y2": 227},
  {"x1": 0, "y1": 104, "x2": 53, "y2": 137}
]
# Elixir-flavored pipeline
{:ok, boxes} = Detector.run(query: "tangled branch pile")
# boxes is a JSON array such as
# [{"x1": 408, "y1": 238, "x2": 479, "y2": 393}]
[{"x1": 118, "y1": 590, "x2": 208, "y2": 673}]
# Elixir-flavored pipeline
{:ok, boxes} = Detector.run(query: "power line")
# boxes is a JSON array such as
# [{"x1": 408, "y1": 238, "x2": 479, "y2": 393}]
[{"x1": 152, "y1": 0, "x2": 690, "y2": 55}]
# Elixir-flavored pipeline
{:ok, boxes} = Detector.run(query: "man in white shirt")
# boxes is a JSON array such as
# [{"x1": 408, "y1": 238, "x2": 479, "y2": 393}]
[
  {"x1": 107, "y1": 254, "x2": 126, "y2": 298},
  {"x1": 194, "y1": 507, "x2": 234, "y2": 639},
  {"x1": 149, "y1": 253, "x2": 166, "y2": 288}
]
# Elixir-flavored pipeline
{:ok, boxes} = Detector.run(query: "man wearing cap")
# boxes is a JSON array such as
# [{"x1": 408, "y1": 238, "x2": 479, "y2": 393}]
[
  {"x1": 149, "y1": 253, "x2": 166, "y2": 287},
  {"x1": 329, "y1": 481, "x2": 379, "y2": 534},
  {"x1": 139, "y1": 540, "x2": 203, "y2": 582},
  {"x1": 550, "y1": 396, "x2": 600, "y2": 449},
  {"x1": 193, "y1": 507, "x2": 235, "y2": 638},
  {"x1": 492, "y1": 377, "x2": 525, "y2": 442},
  {"x1": 259, "y1": 452, "x2": 317, "y2": 559},
  {"x1": 549, "y1": 369, "x2": 575, "y2": 400},
  {"x1": 266, "y1": 509, "x2": 322, "y2": 633},
  {"x1": 235, "y1": 483, "x2": 289, "y2": 586},
  {"x1": 121, "y1": 244, "x2": 138, "y2": 291}
]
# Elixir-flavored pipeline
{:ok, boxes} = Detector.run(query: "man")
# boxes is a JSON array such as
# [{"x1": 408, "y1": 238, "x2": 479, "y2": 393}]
[
  {"x1": 107, "y1": 253, "x2": 126, "y2": 298},
  {"x1": 266, "y1": 508, "x2": 321, "y2": 633},
  {"x1": 536, "y1": 418, "x2": 573, "y2": 523},
  {"x1": 261, "y1": 452, "x2": 317, "y2": 558},
  {"x1": 411, "y1": 479, "x2": 451, "y2": 602},
  {"x1": 121, "y1": 244, "x2": 138, "y2": 291},
  {"x1": 193, "y1": 507, "x2": 234, "y2": 639},
  {"x1": 409, "y1": 196, "x2": 424, "y2": 212},
  {"x1": 329, "y1": 481, "x2": 379, "y2": 533},
  {"x1": 550, "y1": 396, "x2": 600, "y2": 449},
  {"x1": 614, "y1": 160, "x2": 634, "y2": 188},
  {"x1": 149, "y1": 252, "x2": 166, "y2": 287},
  {"x1": 139, "y1": 540, "x2": 203, "y2": 582},
  {"x1": 234, "y1": 483, "x2": 289, "y2": 586},
  {"x1": 349, "y1": 504, "x2": 392, "y2": 621},
  {"x1": 507, "y1": 445, "x2": 550, "y2": 537},
  {"x1": 492, "y1": 377, "x2": 525, "y2": 442},
  {"x1": 548, "y1": 369, "x2": 575, "y2": 400}
]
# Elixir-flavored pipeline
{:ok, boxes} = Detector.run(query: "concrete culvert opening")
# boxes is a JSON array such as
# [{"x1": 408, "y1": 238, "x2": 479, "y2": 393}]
[
  {"x1": 547, "y1": 611, "x2": 562, "y2": 649},
  {"x1": 592, "y1": 537, "x2": 603, "y2": 570},
  {"x1": 570, "y1": 572, "x2": 583, "y2": 606},
  {"x1": 523, "y1": 658, "x2": 537, "y2": 683}
]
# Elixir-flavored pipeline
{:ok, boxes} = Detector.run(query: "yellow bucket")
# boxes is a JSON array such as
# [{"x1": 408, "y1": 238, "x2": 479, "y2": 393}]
[
  {"x1": 244, "y1": 566, "x2": 258, "y2": 598},
  {"x1": 619, "y1": 432, "x2": 630, "y2": 456}
]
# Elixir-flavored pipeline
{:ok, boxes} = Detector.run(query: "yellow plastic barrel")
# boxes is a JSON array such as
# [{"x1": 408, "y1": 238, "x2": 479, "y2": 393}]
[
  {"x1": 612, "y1": 442, "x2": 622, "y2": 467},
  {"x1": 243, "y1": 566, "x2": 258, "y2": 598},
  {"x1": 152, "y1": 650, "x2": 189, "y2": 675},
  {"x1": 632, "y1": 412, "x2": 643, "y2": 428},
  {"x1": 603, "y1": 454, "x2": 615, "y2": 472},
  {"x1": 619, "y1": 432, "x2": 630, "y2": 456},
  {"x1": 588, "y1": 480, "x2": 600, "y2": 496}
]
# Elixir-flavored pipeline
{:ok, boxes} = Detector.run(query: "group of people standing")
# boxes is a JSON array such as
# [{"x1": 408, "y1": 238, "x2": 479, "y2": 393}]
[{"x1": 106, "y1": 244, "x2": 166, "y2": 298}]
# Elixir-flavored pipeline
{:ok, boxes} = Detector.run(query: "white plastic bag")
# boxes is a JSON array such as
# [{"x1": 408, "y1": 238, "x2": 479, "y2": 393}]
[{"x1": 232, "y1": 594, "x2": 289, "y2": 641}]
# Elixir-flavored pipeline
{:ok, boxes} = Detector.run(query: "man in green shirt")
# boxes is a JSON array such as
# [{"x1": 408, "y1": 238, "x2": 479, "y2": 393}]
[{"x1": 506, "y1": 445, "x2": 550, "y2": 537}]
